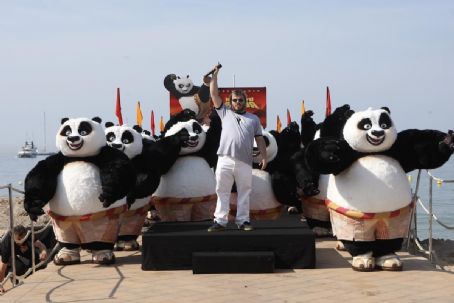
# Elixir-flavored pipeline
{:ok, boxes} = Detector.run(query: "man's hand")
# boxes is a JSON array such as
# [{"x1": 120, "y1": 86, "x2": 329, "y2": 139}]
[
  {"x1": 203, "y1": 75, "x2": 211, "y2": 85},
  {"x1": 39, "y1": 250, "x2": 48, "y2": 261},
  {"x1": 259, "y1": 158, "x2": 267, "y2": 170}
]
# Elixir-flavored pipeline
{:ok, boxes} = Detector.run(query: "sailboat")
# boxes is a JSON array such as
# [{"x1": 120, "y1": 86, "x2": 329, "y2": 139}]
[{"x1": 17, "y1": 141, "x2": 38, "y2": 158}]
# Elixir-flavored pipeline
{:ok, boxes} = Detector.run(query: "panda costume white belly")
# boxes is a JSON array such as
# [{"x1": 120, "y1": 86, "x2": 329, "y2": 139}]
[
  {"x1": 49, "y1": 162, "x2": 125, "y2": 216},
  {"x1": 327, "y1": 155, "x2": 411, "y2": 213},
  {"x1": 154, "y1": 156, "x2": 216, "y2": 198}
]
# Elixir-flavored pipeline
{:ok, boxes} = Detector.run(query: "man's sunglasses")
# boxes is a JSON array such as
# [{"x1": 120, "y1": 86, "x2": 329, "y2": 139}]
[{"x1": 231, "y1": 98, "x2": 245, "y2": 103}]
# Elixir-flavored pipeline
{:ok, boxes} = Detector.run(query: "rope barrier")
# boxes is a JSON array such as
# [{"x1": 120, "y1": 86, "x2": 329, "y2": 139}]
[{"x1": 417, "y1": 197, "x2": 454, "y2": 230}]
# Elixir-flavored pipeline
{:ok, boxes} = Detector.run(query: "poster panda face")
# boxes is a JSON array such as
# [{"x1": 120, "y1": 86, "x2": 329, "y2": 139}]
[
  {"x1": 343, "y1": 107, "x2": 397, "y2": 153},
  {"x1": 253, "y1": 130, "x2": 278, "y2": 164},
  {"x1": 165, "y1": 119, "x2": 206, "y2": 155},
  {"x1": 173, "y1": 75, "x2": 194, "y2": 95},
  {"x1": 56, "y1": 117, "x2": 106, "y2": 157},
  {"x1": 105, "y1": 125, "x2": 143, "y2": 159}
]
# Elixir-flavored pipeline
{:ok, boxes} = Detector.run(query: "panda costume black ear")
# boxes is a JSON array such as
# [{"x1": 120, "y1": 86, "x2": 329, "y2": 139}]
[
  {"x1": 132, "y1": 125, "x2": 143, "y2": 133},
  {"x1": 186, "y1": 75, "x2": 190, "y2": 78},
  {"x1": 381, "y1": 107, "x2": 391, "y2": 114},
  {"x1": 61, "y1": 118, "x2": 69, "y2": 125},
  {"x1": 105, "y1": 122, "x2": 114, "y2": 128},
  {"x1": 92, "y1": 117, "x2": 102, "y2": 124}
]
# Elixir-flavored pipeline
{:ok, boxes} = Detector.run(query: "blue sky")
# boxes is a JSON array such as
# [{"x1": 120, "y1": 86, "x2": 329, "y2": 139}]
[{"x1": 1, "y1": 0, "x2": 453, "y2": 152}]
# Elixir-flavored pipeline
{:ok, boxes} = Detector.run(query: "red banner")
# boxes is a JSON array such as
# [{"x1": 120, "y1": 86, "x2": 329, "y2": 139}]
[{"x1": 169, "y1": 87, "x2": 267, "y2": 128}]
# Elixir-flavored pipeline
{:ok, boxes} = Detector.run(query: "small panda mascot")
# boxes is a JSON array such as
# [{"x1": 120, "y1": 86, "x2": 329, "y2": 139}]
[
  {"x1": 24, "y1": 117, "x2": 135, "y2": 265},
  {"x1": 305, "y1": 107, "x2": 454, "y2": 271},
  {"x1": 152, "y1": 109, "x2": 222, "y2": 221},
  {"x1": 104, "y1": 123, "x2": 184, "y2": 250},
  {"x1": 164, "y1": 73, "x2": 211, "y2": 121}
]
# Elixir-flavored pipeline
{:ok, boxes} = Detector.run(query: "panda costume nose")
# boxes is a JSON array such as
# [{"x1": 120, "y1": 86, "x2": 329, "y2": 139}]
[
  {"x1": 67, "y1": 136, "x2": 80, "y2": 142},
  {"x1": 112, "y1": 143, "x2": 123, "y2": 149},
  {"x1": 189, "y1": 135, "x2": 198, "y2": 141},
  {"x1": 371, "y1": 130, "x2": 385, "y2": 137}
]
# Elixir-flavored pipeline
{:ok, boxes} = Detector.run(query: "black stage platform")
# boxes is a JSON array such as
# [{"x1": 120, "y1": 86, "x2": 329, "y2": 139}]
[{"x1": 142, "y1": 215, "x2": 316, "y2": 272}]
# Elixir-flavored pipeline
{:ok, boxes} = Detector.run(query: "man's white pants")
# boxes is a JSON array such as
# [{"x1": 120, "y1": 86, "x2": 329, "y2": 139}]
[{"x1": 214, "y1": 156, "x2": 252, "y2": 226}]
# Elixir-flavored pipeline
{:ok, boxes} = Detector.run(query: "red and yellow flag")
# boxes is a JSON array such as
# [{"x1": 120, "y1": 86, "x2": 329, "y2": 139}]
[
  {"x1": 301, "y1": 100, "x2": 306, "y2": 115},
  {"x1": 159, "y1": 116, "x2": 165, "y2": 133},
  {"x1": 136, "y1": 101, "x2": 143, "y2": 127},
  {"x1": 326, "y1": 86, "x2": 332, "y2": 117},
  {"x1": 150, "y1": 110, "x2": 155, "y2": 137},
  {"x1": 286, "y1": 109, "x2": 292, "y2": 126},
  {"x1": 115, "y1": 88, "x2": 123, "y2": 125},
  {"x1": 276, "y1": 115, "x2": 282, "y2": 133}
]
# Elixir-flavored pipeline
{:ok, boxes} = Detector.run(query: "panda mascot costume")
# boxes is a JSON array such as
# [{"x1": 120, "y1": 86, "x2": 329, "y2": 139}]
[
  {"x1": 229, "y1": 129, "x2": 281, "y2": 220},
  {"x1": 104, "y1": 123, "x2": 185, "y2": 250},
  {"x1": 24, "y1": 117, "x2": 135, "y2": 265},
  {"x1": 164, "y1": 73, "x2": 211, "y2": 121},
  {"x1": 293, "y1": 105, "x2": 353, "y2": 237},
  {"x1": 152, "y1": 109, "x2": 222, "y2": 221},
  {"x1": 305, "y1": 107, "x2": 454, "y2": 271}
]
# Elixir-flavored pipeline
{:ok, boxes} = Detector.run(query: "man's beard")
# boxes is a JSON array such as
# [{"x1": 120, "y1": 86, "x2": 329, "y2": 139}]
[{"x1": 233, "y1": 107, "x2": 246, "y2": 114}]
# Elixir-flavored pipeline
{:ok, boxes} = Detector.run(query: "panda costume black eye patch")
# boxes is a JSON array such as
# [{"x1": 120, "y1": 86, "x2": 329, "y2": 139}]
[
  {"x1": 379, "y1": 113, "x2": 392, "y2": 129},
  {"x1": 357, "y1": 118, "x2": 372, "y2": 130},
  {"x1": 121, "y1": 131, "x2": 134, "y2": 144},
  {"x1": 60, "y1": 125, "x2": 72, "y2": 136},
  {"x1": 78, "y1": 122, "x2": 92, "y2": 136},
  {"x1": 192, "y1": 122, "x2": 202, "y2": 134},
  {"x1": 106, "y1": 132, "x2": 116, "y2": 142}
]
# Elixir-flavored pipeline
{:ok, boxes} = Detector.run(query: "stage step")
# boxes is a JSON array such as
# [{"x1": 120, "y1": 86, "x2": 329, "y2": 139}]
[
  {"x1": 142, "y1": 216, "x2": 316, "y2": 271},
  {"x1": 192, "y1": 251, "x2": 275, "y2": 274}
]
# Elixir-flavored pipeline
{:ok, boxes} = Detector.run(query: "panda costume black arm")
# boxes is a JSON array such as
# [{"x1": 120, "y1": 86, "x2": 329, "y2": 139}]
[
  {"x1": 387, "y1": 129, "x2": 454, "y2": 173},
  {"x1": 299, "y1": 104, "x2": 358, "y2": 177},
  {"x1": 95, "y1": 146, "x2": 136, "y2": 207},
  {"x1": 24, "y1": 153, "x2": 66, "y2": 220},
  {"x1": 198, "y1": 109, "x2": 222, "y2": 168}
]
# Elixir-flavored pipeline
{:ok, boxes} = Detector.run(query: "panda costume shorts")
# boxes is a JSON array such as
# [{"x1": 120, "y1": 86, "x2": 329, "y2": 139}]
[
  {"x1": 327, "y1": 200, "x2": 414, "y2": 241},
  {"x1": 49, "y1": 205, "x2": 125, "y2": 244},
  {"x1": 118, "y1": 204, "x2": 151, "y2": 237},
  {"x1": 302, "y1": 196, "x2": 331, "y2": 222}
]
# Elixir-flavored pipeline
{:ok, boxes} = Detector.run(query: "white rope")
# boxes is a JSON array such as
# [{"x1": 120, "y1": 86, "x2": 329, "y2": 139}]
[{"x1": 417, "y1": 196, "x2": 454, "y2": 230}]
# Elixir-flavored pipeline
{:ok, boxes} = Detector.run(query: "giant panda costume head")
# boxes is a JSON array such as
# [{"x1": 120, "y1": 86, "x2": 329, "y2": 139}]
[
  {"x1": 173, "y1": 75, "x2": 194, "y2": 96},
  {"x1": 56, "y1": 117, "x2": 105, "y2": 157},
  {"x1": 343, "y1": 107, "x2": 397, "y2": 153},
  {"x1": 165, "y1": 119, "x2": 206, "y2": 155},
  {"x1": 253, "y1": 129, "x2": 278, "y2": 164},
  {"x1": 104, "y1": 123, "x2": 143, "y2": 159}
]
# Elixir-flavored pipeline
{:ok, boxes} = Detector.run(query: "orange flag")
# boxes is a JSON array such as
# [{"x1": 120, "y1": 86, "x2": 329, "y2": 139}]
[
  {"x1": 136, "y1": 101, "x2": 143, "y2": 127},
  {"x1": 286, "y1": 109, "x2": 292, "y2": 126},
  {"x1": 150, "y1": 110, "x2": 155, "y2": 137},
  {"x1": 115, "y1": 88, "x2": 123, "y2": 125},
  {"x1": 276, "y1": 115, "x2": 282, "y2": 133},
  {"x1": 159, "y1": 116, "x2": 165, "y2": 133},
  {"x1": 301, "y1": 100, "x2": 306, "y2": 115},
  {"x1": 326, "y1": 86, "x2": 332, "y2": 117}
]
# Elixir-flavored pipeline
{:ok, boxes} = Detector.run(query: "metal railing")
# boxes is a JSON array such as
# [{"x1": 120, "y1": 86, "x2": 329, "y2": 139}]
[
  {"x1": 0, "y1": 184, "x2": 56, "y2": 292},
  {"x1": 407, "y1": 170, "x2": 454, "y2": 265}
]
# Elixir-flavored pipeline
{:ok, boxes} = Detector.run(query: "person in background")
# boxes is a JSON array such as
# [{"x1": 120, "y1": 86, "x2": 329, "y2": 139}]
[
  {"x1": 0, "y1": 225, "x2": 49, "y2": 294},
  {"x1": 206, "y1": 65, "x2": 267, "y2": 232}
]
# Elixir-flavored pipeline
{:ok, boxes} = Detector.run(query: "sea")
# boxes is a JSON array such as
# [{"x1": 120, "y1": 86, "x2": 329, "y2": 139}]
[{"x1": 0, "y1": 152, "x2": 453, "y2": 240}]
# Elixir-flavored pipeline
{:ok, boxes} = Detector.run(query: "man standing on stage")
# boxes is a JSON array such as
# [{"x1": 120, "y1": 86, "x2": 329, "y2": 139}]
[{"x1": 206, "y1": 65, "x2": 267, "y2": 232}]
